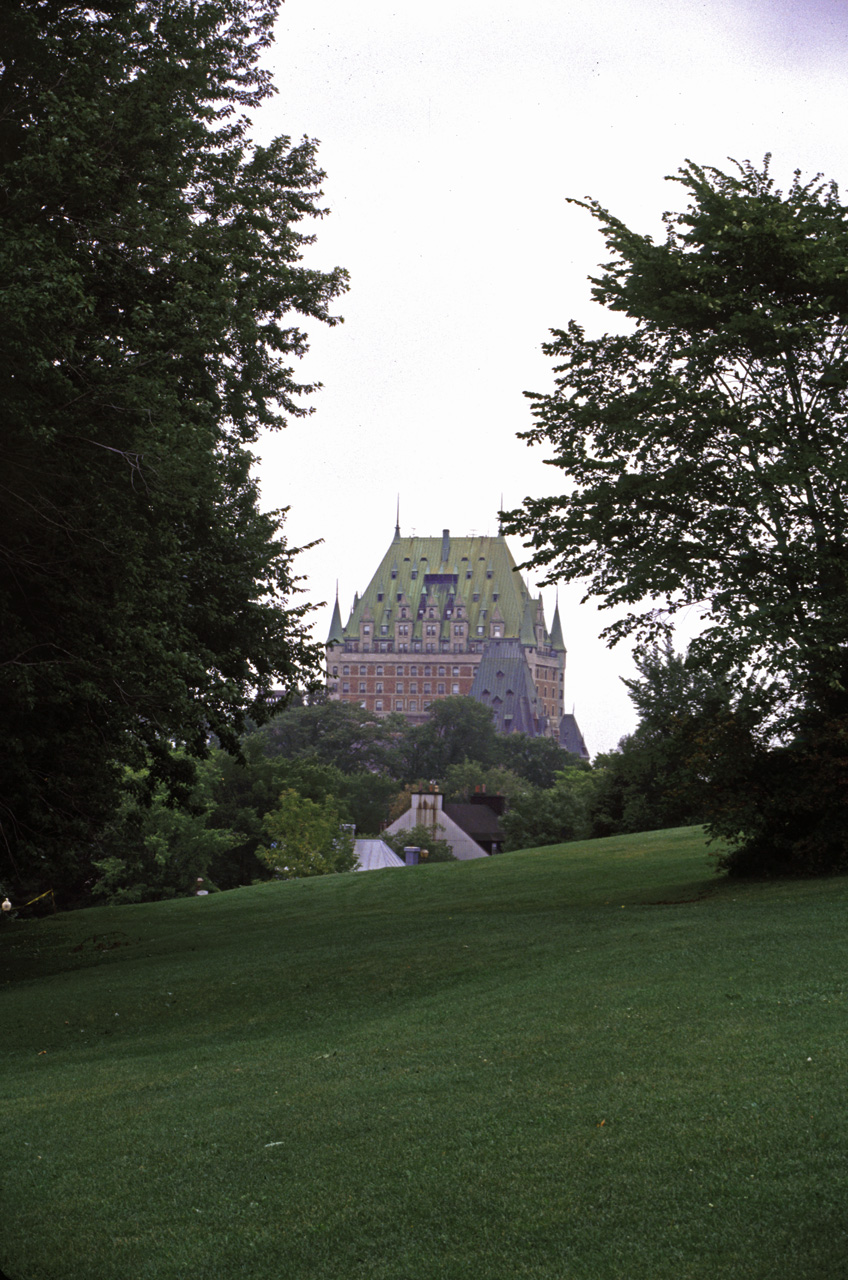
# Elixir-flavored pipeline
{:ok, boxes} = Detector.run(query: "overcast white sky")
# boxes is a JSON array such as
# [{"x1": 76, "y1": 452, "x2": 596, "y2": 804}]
[{"x1": 251, "y1": 0, "x2": 848, "y2": 755}]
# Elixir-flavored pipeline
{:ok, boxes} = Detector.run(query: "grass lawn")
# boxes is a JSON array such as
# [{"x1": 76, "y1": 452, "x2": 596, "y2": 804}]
[{"x1": 3, "y1": 826, "x2": 848, "y2": 1279}]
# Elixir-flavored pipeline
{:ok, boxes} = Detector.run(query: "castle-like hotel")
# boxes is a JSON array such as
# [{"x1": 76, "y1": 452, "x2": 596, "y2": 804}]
[{"x1": 325, "y1": 523, "x2": 588, "y2": 756}]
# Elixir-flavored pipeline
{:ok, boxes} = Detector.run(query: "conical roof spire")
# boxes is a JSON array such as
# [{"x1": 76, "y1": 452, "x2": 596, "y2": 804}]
[
  {"x1": 520, "y1": 597, "x2": 537, "y2": 646},
  {"x1": 549, "y1": 592, "x2": 565, "y2": 651},
  {"x1": 326, "y1": 585, "x2": 344, "y2": 646}
]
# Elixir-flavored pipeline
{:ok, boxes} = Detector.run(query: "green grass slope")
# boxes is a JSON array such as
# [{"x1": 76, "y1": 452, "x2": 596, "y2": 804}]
[{"x1": 3, "y1": 828, "x2": 848, "y2": 1280}]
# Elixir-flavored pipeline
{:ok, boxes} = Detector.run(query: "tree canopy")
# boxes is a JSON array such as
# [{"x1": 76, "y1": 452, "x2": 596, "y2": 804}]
[
  {"x1": 504, "y1": 157, "x2": 848, "y2": 727},
  {"x1": 0, "y1": 1, "x2": 347, "y2": 892},
  {"x1": 505, "y1": 157, "x2": 848, "y2": 871}
]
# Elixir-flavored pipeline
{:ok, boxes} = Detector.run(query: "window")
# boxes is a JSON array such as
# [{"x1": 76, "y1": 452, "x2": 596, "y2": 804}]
[
  {"x1": 492, "y1": 625, "x2": 502, "y2": 637},
  {"x1": 332, "y1": 666, "x2": 338, "y2": 676},
  {"x1": 359, "y1": 682, "x2": 366, "y2": 693},
  {"x1": 424, "y1": 682, "x2": 432, "y2": 694},
  {"x1": 396, "y1": 665, "x2": 404, "y2": 675},
  {"x1": 381, "y1": 625, "x2": 388, "y2": 635},
  {"x1": 410, "y1": 665, "x2": 418, "y2": 676},
  {"x1": 343, "y1": 665, "x2": 350, "y2": 676},
  {"x1": 396, "y1": 682, "x2": 404, "y2": 693},
  {"x1": 363, "y1": 626, "x2": 371, "y2": 634},
  {"x1": 426, "y1": 624, "x2": 437, "y2": 636},
  {"x1": 452, "y1": 683, "x2": 460, "y2": 694},
  {"x1": 360, "y1": 665, "x2": 367, "y2": 675},
  {"x1": 437, "y1": 683, "x2": 445, "y2": 694},
  {"x1": 342, "y1": 682, "x2": 350, "y2": 693},
  {"x1": 376, "y1": 666, "x2": 383, "y2": 675},
  {"x1": 377, "y1": 592, "x2": 383, "y2": 602},
  {"x1": 426, "y1": 643, "x2": 435, "y2": 653},
  {"x1": 454, "y1": 625, "x2": 464, "y2": 635},
  {"x1": 395, "y1": 700, "x2": 404, "y2": 711},
  {"x1": 409, "y1": 700, "x2": 418, "y2": 711},
  {"x1": 452, "y1": 666, "x2": 459, "y2": 676},
  {"x1": 424, "y1": 666, "x2": 431, "y2": 676},
  {"x1": 375, "y1": 699, "x2": 383, "y2": 711},
  {"x1": 410, "y1": 682, "x2": 418, "y2": 693},
  {"x1": 477, "y1": 626, "x2": 484, "y2": 635},
  {"x1": 376, "y1": 682, "x2": 383, "y2": 693},
  {"x1": 438, "y1": 666, "x2": 445, "y2": 676}
]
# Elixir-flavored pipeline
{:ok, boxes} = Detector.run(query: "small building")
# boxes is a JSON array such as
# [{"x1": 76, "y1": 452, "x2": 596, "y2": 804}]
[
  {"x1": 383, "y1": 791, "x2": 502, "y2": 861},
  {"x1": 443, "y1": 791, "x2": 506, "y2": 855}
]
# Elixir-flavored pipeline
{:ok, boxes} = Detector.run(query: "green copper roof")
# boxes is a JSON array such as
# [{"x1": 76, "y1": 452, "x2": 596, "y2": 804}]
[
  {"x1": 326, "y1": 592, "x2": 344, "y2": 646},
  {"x1": 549, "y1": 598, "x2": 565, "y2": 652},
  {"x1": 520, "y1": 597, "x2": 537, "y2": 646},
  {"x1": 337, "y1": 532, "x2": 544, "y2": 642}
]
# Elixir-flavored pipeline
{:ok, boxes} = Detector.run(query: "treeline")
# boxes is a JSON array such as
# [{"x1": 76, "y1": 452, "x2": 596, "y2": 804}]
[
  {"x1": 78, "y1": 697, "x2": 581, "y2": 904},
  {"x1": 79, "y1": 658, "x2": 715, "y2": 905}
]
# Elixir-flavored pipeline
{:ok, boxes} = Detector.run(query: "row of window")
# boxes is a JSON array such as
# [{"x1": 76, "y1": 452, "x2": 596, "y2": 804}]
[
  {"x1": 342, "y1": 682, "x2": 461, "y2": 696},
  {"x1": 342, "y1": 640, "x2": 487, "y2": 654},
  {"x1": 335, "y1": 663, "x2": 468, "y2": 677}
]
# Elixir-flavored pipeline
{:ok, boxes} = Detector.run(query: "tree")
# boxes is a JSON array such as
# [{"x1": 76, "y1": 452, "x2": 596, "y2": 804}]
[
  {"x1": 256, "y1": 701, "x2": 406, "y2": 775},
  {"x1": 256, "y1": 789, "x2": 356, "y2": 880},
  {"x1": 441, "y1": 761, "x2": 533, "y2": 806},
  {"x1": 383, "y1": 824, "x2": 456, "y2": 864},
  {"x1": 501, "y1": 768, "x2": 596, "y2": 851},
  {"x1": 494, "y1": 732, "x2": 578, "y2": 789},
  {"x1": 399, "y1": 697, "x2": 499, "y2": 780},
  {"x1": 0, "y1": 2, "x2": 347, "y2": 892},
  {"x1": 504, "y1": 157, "x2": 848, "y2": 872},
  {"x1": 89, "y1": 764, "x2": 235, "y2": 905},
  {"x1": 588, "y1": 641, "x2": 728, "y2": 837}
]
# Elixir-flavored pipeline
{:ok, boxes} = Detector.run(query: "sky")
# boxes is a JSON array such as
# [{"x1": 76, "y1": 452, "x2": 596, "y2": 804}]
[{"x1": 251, "y1": 0, "x2": 848, "y2": 755}]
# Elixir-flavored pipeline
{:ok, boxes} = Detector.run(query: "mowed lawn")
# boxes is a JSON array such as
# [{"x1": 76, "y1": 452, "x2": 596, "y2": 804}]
[{"x1": 3, "y1": 828, "x2": 848, "y2": 1280}]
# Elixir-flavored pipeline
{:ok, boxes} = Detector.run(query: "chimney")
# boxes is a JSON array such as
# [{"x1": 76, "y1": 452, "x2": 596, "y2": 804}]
[{"x1": 441, "y1": 529, "x2": 450, "y2": 563}]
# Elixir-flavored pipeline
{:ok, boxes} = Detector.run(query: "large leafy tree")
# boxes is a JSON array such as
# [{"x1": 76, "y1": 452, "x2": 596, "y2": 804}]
[
  {"x1": 504, "y1": 157, "x2": 848, "y2": 871},
  {"x1": 0, "y1": 1, "x2": 347, "y2": 892}
]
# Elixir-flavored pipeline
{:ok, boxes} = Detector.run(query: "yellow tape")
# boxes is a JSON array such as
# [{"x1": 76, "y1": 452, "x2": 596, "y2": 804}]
[{"x1": 19, "y1": 889, "x2": 56, "y2": 910}]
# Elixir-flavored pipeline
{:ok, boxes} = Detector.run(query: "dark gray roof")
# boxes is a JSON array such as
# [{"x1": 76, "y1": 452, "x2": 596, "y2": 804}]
[
  {"x1": 468, "y1": 638, "x2": 549, "y2": 738},
  {"x1": 559, "y1": 713, "x2": 590, "y2": 759},
  {"x1": 443, "y1": 803, "x2": 504, "y2": 842}
]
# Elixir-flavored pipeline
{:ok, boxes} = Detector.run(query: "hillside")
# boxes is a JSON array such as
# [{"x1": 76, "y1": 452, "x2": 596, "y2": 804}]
[{"x1": 3, "y1": 828, "x2": 848, "y2": 1279}]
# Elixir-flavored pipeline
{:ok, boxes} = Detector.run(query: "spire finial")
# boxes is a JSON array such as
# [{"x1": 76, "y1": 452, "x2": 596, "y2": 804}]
[{"x1": 394, "y1": 496, "x2": 400, "y2": 540}]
